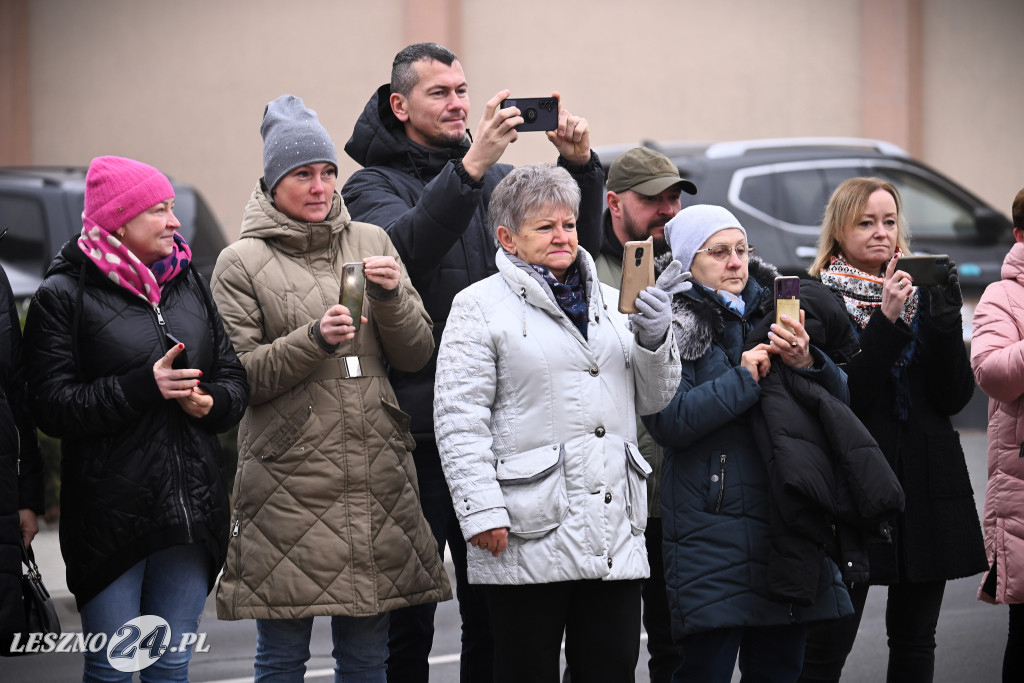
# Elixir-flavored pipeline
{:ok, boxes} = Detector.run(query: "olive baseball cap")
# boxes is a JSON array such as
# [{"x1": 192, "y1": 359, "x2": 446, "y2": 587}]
[{"x1": 607, "y1": 146, "x2": 697, "y2": 196}]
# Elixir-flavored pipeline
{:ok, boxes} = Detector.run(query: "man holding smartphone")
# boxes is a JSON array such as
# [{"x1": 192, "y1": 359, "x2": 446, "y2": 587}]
[
  {"x1": 595, "y1": 146, "x2": 696, "y2": 683},
  {"x1": 341, "y1": 42, "x2": 605, "y2": 683}
]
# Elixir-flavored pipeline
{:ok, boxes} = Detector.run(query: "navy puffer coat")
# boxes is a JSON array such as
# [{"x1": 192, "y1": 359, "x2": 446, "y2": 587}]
[
  {"x1": 23, "y1": 241, "x2": 248, "y2": 609},
  {"x1": 643, "y1": 259, "x2": 854, "y2": 638}
]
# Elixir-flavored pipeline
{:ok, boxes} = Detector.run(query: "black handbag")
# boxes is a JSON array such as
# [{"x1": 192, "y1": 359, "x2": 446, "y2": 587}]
[{"x1": 0, "y1": 538, "x2": 62, "y2": 656}]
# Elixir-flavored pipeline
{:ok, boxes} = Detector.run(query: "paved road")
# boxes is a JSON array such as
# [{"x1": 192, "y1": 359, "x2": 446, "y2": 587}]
[{"x1": 2, "y1": 431, "x2": 1002, "y2": 682}]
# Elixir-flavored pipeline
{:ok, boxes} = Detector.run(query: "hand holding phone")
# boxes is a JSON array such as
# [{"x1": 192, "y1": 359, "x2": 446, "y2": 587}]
[
  {"x1": 165, "y1": 333, "x2": 191, "y2": 370},
  {"x1": 774, "y1": 276, "x2": 801, "y2": 335},
  {"x1": 618, "y1": 238, "x2": 655, "y2": 314}
]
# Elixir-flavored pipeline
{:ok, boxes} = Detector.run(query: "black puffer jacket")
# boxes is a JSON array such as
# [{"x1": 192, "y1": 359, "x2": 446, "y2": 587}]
[
  {"x1": 23, "y1": 241, "x2": 248, "y2": 609},
  {"x1": 342, "y1": 84, "x2": 605, "y2": 442},
  {"x1": 0, "y1": 264, "x2": 44, "y2": 635}
]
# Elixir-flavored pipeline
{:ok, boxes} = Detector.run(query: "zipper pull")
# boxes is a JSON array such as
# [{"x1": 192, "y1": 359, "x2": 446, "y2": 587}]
[
  {"x1": 232, "y1": 519, "x2": 240, "y2": 537},
  {"x1": 155, "y1": 305, "x2": 166, "y2": 327}
]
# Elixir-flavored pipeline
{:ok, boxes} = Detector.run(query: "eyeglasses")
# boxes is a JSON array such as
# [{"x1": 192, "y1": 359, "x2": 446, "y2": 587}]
[{"x1": 694, "y1": 244, "x2": 755, "y2": 261}]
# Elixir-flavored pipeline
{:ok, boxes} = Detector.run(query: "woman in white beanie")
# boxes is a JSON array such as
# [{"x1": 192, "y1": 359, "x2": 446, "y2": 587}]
[
  {"x1": 210, "y1": 95, "x2": 450, "y2": 682},
  {"x1": 642, "y1": 205, "x2": 869, "y2": 683}
]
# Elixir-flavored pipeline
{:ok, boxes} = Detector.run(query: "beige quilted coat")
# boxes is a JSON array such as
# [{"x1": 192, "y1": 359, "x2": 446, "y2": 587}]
[{"x1": 211, "y1": 183, "x2": 451, "y2": 619}]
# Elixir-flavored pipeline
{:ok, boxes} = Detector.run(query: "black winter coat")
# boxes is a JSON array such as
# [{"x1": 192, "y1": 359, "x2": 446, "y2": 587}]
[
  {"x1": 0, "y1": 264, "x2": 44, "y2": 635},
  {"x1": 342, "y1": 84, "x2": 606, "y2": 443},
  {"x1": 840, "y1": 288, "x2": 986, "y2": 584},
  {"x1": 23, "y1": 241, "x2": 249, "y2": 608}
]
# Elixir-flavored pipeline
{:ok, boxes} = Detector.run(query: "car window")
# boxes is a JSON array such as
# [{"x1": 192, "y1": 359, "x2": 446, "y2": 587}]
[
  {"x1": 0, "y1": 194, "x2": 47, "y2": 264},
  {"x1": 873, "y1": 167, "x2": 974, "y2": 240},
  {"x1": 732, "y1": 162, "x2": 867, "y2": 231}
]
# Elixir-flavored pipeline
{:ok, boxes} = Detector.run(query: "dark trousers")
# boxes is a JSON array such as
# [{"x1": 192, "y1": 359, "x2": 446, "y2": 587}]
[
  {"x1": 799, "y1": 580, "x2": 946, "y2": 683},
  {"x1": 672, "y1": 623, "x2": 807, "y2": 683},
  {"x1": 1004, "y1": 603, "x2": 1024, "y2": 682},
  {"x1": 386, "y1": 443, "x2": 493, "y2": 683},
  {"x1": 644, "y1": 518, "x2": 680, "y2": 683},
  {"x1": 483, "y1": 579, "x2": 643, "y2": 683}
]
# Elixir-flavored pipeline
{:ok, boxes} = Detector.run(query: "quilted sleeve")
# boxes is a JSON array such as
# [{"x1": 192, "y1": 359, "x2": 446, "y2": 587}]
[
  {"x1": 23, "y1": 279, "x2": 157, "y2": 438},
  {"x1": 210, "y1": 245, "x2": 327, "y2": 406},
  {"x1": 643, "y1": 354, "x2": 763, "y2": 451},
  {"x1": 433, "y1": 291, "x2": 510, "y2": 540},
  {"x1": 972, "y1": 281, "x2": 1024, "y2": 404},
  {"x1": 631, "y1": 324, "x2": 682, "y2": 417},
  {"x1": 368, "y1": 229, "x2": 434, "y2": 373}
]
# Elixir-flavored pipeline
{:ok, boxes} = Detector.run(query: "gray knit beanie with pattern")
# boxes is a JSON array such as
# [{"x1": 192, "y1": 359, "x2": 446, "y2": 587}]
[
  {"x1": 665, "y1": 204, "x2": 748, "y2": 273},
  {"x1": 261, "y1": 94, "x2": 338, "y2": 193}
]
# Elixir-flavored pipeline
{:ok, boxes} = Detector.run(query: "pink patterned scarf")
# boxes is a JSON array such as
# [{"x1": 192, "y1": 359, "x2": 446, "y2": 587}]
[{"x1": 77, "y1": 220, "x2": 192, "y2": 307}]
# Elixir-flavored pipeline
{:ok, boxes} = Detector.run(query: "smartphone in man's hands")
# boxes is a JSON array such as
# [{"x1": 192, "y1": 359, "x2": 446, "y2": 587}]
[{"x1": 500, "y1": 97, "x2": 558, "y2": 132}]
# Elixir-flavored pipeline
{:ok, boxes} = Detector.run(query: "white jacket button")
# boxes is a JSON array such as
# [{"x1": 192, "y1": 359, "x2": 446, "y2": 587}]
[
  {"x1": 605, "y1": 492, "x2": 612, "y2": 504},
  {"x1": 595, "y1": 426, "x2": 606, "y2": 437},
  {"x1": 589, "y1": 366, "x2": 599, "y2": 376}
]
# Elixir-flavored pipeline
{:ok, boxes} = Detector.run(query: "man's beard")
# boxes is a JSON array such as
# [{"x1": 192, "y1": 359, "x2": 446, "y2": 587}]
[
  {"x1": 626, "y1": 220, "x2": 670, "y2": 257},
  {"x1": 426, "y1": 126, "x2": 468, "y2": 150}
]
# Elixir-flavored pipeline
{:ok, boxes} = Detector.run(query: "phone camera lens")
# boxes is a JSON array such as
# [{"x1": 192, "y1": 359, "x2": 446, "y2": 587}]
[{"x1": 524, "y1": 108, "x2": 538, "y2": 123}]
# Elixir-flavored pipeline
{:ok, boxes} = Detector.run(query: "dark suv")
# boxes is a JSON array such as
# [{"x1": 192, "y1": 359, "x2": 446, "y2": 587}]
[
  {"x1": 0, "y1": 166, "x2": 227, "y2": 299},
  {"x1": 596, "y1": 137, "x2": 1013, "y2": 310}
]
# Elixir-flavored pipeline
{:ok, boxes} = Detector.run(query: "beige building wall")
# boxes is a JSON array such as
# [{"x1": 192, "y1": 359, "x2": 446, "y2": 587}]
[{"x1": 8, "y1": 0, "x2": 1023, "y2": 238}]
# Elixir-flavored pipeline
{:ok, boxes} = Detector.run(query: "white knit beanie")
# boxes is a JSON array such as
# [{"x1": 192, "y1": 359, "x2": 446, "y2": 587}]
[{"x1": 665, "y1": 204, "x2": 748, "y2": 272}]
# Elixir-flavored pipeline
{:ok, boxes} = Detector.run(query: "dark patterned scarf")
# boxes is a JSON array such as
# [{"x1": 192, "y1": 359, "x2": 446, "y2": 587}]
[
  {"x1": 530, "y1": 262, "x2": 588, "y2": 340},
  {"x1": 819, "y1": 251, "x2": 918, "y2": 329}
]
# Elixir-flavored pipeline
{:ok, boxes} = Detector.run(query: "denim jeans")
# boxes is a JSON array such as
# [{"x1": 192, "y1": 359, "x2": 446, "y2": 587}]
[
  {"x1": 79, "y1": 543, "x2": 210, "y2": 683},
  {"x1": 672, "y1": 623, "x2": 807, "y2": 683},
  {"x1": 386, "y1": 443, "x2": 492, "y2": 683},
  {"x1": 255, "y1": 613, "x2": 389, "y2": 683}
]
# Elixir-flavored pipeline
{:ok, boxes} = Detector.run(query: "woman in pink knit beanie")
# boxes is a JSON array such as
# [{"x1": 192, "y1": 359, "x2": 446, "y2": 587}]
[{"x1": 22, "y1": 155, "x2": 249, "y2": 682}]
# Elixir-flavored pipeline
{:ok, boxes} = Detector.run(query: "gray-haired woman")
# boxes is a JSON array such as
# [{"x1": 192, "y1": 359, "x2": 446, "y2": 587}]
[{"x1": 433, "y1": 163, "x2": 683, "y2": 682}]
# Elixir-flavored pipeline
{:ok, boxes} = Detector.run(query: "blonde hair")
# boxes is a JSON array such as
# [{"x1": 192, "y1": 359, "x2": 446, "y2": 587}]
[{"x1": 808, "y1": 177, "x2": 911, "y2": 277}]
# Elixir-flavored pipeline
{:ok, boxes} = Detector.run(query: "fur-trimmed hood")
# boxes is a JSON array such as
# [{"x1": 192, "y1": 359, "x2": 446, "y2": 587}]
[{"x1": 654, "y1": 252, "x2": 859, "y2": 364}]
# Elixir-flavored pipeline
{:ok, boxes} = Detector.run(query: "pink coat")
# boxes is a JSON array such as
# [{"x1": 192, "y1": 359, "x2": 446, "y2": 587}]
[{"x1": 971, "y1": 241, "x2": 1024, "y2": 604}]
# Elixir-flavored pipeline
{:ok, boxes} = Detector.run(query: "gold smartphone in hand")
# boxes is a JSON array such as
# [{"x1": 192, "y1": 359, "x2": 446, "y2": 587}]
[
  {"x1": 618, "y1": 237, "x2": 655, "y2": 314},
  {"x1": 774, "y1": 276, "x2": 800, "y2": 335},
  {"x1": 340, "y1": 262, "x2": 365, "y2": 332}
]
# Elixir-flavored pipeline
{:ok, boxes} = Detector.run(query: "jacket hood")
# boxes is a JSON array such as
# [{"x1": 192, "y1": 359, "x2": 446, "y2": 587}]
[
  {"x1": 239, "y1": 181, "x2": 351, "y2": 256},
  {"x1": 344, "y1": 83, "x2": 470, "y2": 178},
  {"x1": 1002, "y1": 241, "x2": 1024, "y2": 284}
]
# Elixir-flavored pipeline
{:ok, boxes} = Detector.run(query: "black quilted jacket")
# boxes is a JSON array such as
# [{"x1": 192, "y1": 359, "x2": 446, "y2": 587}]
[
  {"x1": 23, "y1": 241, "x2": 248, "y2": 608},
  {"x1": 0, "y1": 263, "x2": 44, "y2": 635}
]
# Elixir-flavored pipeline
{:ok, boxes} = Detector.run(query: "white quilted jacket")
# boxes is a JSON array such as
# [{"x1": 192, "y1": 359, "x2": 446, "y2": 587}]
[{"x1": 434, "y1": 248, "x2": 681, "y2": 585}]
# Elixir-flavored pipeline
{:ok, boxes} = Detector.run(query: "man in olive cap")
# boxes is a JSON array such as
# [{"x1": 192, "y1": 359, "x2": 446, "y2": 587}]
[{"x1": 595, "y1": 146, "x2": 696, "y2": 683}]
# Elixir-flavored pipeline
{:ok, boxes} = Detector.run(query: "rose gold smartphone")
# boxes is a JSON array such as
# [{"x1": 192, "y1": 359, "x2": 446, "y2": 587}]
[
  {"x1": 618, "y1": 237, "x2": 655, "y2": 314},
  {"x1": 774, "y1": 276, "x2": 800, "y2": 335}
]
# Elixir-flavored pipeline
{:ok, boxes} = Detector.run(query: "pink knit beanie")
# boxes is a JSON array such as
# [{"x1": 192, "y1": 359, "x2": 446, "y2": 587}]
[{"x1": 83, "y1": 156, "x2": 175, "y2": 233}]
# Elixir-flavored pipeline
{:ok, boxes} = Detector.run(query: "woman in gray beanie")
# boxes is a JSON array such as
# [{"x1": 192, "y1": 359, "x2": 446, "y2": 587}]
[
  {"x1": 211, "y1": 95, "x2": 451, "y2": 682},
  {"x1": 641, "y1": 205, "x2": 877, "y2": 683}
]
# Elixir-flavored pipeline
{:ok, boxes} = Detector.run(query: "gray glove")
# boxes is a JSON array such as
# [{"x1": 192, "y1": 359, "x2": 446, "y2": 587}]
[
  {"x1": 656, "y1": 259, "x2": 693, "y2": 296},
  {"x1": 629, "y1": 260, "x2": 689, "y2": 350}
]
